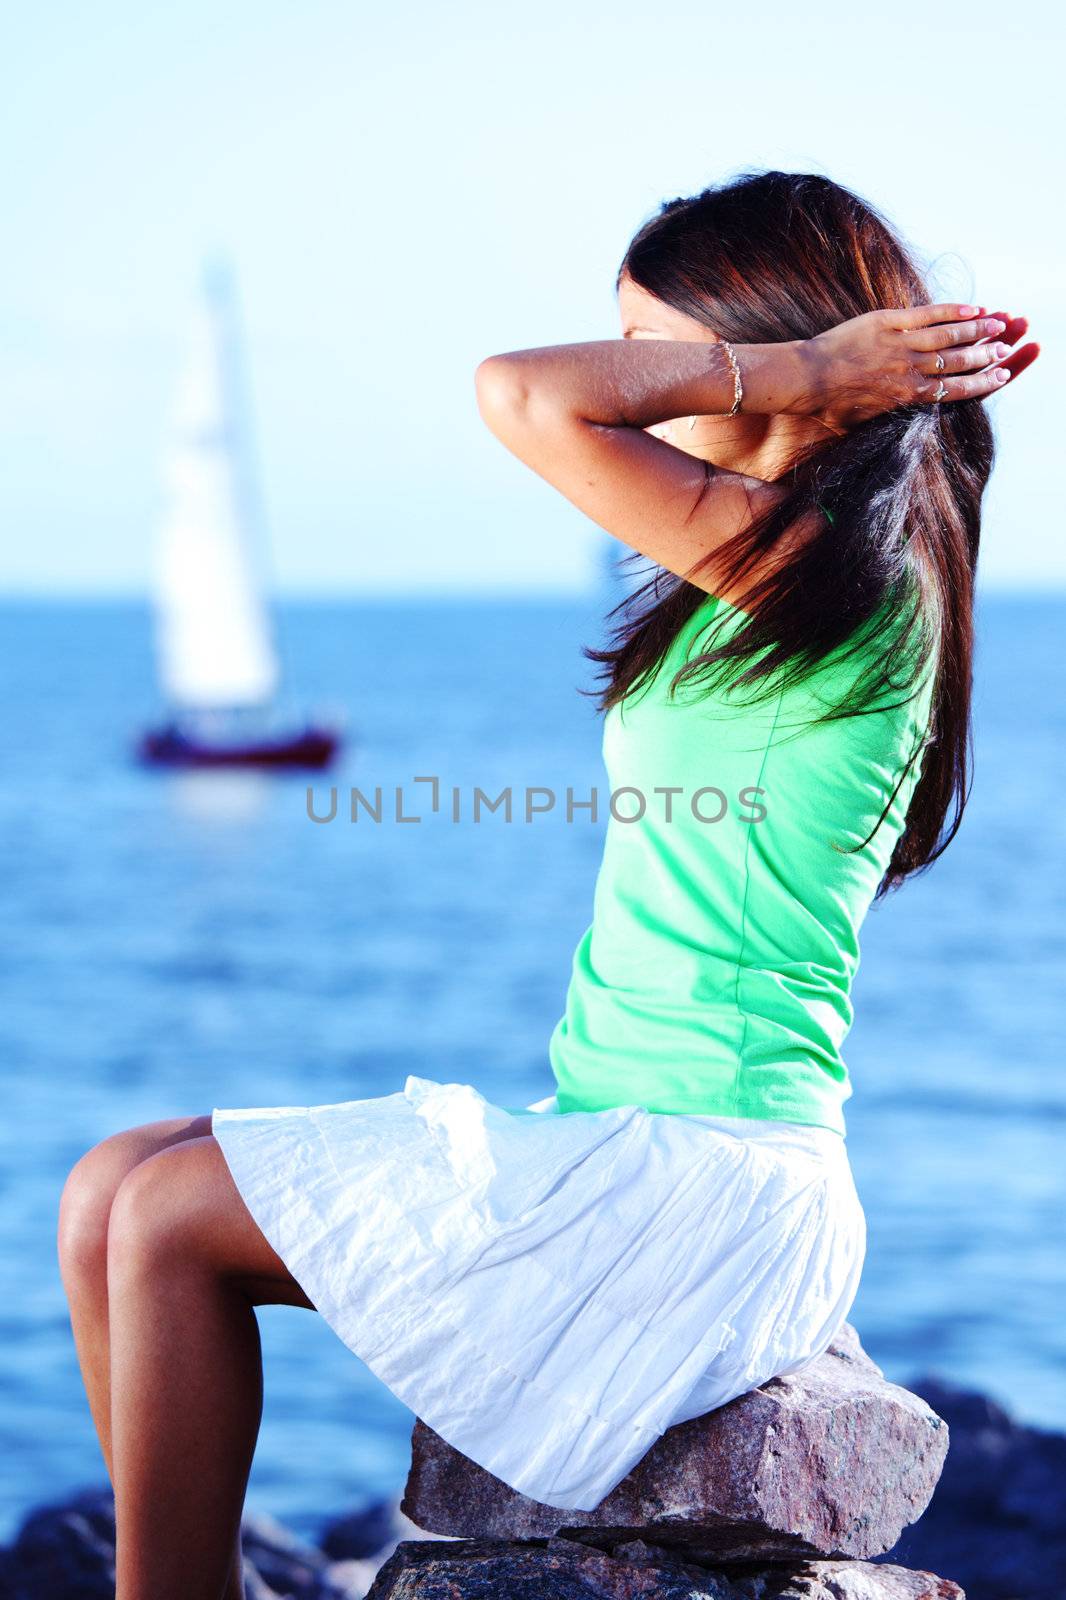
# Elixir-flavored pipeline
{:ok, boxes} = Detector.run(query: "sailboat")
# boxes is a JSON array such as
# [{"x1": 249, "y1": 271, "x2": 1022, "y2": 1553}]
[{"x1": 137, "y1": 261, "x2": 341, "y2": 770}]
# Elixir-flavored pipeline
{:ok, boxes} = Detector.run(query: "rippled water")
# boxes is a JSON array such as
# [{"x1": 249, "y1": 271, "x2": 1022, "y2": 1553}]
[{"x1": 0, "y1": 594, "x2": 1061, "y2": 1543}]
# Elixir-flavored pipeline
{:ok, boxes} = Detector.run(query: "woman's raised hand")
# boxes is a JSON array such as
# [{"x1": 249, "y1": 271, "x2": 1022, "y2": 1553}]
[{"x1": 799, "y1": 303, "x2": 1040, "y2": 432}]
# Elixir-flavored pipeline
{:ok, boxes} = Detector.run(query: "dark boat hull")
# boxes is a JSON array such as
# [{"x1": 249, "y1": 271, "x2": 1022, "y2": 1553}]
[{"x1": 137, "y1": 724, "x2": 340, "y2": 770}]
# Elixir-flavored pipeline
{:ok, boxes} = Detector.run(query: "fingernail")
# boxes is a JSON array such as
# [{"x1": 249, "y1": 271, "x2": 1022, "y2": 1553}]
[
  {"x1": 989, "y1": 319, "x2": 1007, "y2": 333},
  {"x1": 995, "y1": 368, "x2": 1011, "y2": 383},
  {"x1": 993, "y1": 343, "x2": 1010, "y2": 359},
  {"x1": 959, "y1": 305, "x2": 978, "y2": 316}
]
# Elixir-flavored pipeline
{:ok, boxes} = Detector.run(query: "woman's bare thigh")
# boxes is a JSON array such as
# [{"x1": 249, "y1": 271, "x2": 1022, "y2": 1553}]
[{"x1": 107, "y1": 1113, "x2": 216, "y2": 1165}]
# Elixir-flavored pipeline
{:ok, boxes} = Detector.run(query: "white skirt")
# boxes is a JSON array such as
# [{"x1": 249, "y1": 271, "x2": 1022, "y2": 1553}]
[{"x1": 211, "y1": 1074, "x2": 867, "y2": 1512}]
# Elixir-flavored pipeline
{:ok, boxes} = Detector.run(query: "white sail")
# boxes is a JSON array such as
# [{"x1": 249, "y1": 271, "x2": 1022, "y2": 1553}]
[{"x1": 153, "y1": 264, "x2": 280, "y2": 711}]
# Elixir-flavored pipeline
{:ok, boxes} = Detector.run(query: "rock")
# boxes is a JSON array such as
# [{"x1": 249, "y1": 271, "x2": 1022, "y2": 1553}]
[
  {"x1": 321, "y1": 1498, "x2": 404, "y2": 1561},
  {"x1": 364, "y1": 1534, "x2": 965, "y2": 1599},
  {"x1": 237, "y1": 1508, "x2": 338, "y2": 1596},
  {"x1": 0, "y1": 1487, "x2": 359, "y2": 1600},
  {"x1": 401, "y1": 1322, "x2": 949, "y2": 1561},
  {"x1": 0, "y1": 1487, "x2": 116, "y2": 1600},
  {"x1": 320, "y1": 1557, "x2": 388, "y2": 1600},
  {"x1": 317, "y1": 1496, "x2": 460, "y2": 1597},
  {"x1": 873, "y1": 1372, "x2": 1066, "y2": 1600}
]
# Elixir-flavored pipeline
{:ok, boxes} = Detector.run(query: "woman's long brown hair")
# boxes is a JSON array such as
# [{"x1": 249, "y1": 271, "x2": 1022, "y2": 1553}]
[{"x1": 589, "y1": 170, "x2": 995, "y2": 898}]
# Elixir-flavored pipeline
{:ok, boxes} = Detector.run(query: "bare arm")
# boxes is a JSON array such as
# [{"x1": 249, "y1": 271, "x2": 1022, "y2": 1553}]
[
  {"x1": 476, "y1": 337, "x2": 811, "y2": 594},
  {"x1": 475, "y1": 306, "x2": 1029, "y2": 595}
]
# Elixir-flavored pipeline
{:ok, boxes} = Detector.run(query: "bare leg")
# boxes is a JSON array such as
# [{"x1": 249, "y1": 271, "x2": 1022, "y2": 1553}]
[
  {"x1": 105, "y1": 1133, "x2": 314, "y2": 1600},
  {"x1": 59, "y1": 1119, "x2": 253, "y2": 1600},
  {"x1": 58, "y1": 1119, "x2": 212, "y2": 1481},
  {"x1": 57, "y1": 1118, "x2": 312, "y2": 1600}
]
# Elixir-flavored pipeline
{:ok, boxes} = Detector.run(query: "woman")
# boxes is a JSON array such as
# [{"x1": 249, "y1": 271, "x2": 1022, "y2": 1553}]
[{"x1": 57, "y1": 171, "x2": 1038, "y2": 1599}]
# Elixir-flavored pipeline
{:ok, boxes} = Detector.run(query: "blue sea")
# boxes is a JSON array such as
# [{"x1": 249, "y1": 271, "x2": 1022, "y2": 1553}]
[{"x1": 0, "y1": 594, "x2": 1062, "y2": 1545}]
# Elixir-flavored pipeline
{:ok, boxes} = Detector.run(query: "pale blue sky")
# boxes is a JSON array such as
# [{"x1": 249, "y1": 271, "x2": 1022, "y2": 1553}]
[{"x1": 0, "y1": 0, "x2": 1059, "y2": 596}]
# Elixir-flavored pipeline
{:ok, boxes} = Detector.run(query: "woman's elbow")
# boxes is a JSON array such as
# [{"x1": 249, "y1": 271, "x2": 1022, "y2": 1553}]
[
  {"x1": 474, "y1": 356, "x2": 529, "y2": 436},
  {"x1": 475, "y1": 356, "x2": 573, "y2": 447}
]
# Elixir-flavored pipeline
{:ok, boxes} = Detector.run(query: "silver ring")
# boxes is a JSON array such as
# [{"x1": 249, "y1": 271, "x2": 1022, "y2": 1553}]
[
  {"x1": 934, "y1": 379, "x2": 948, "y2": 402},
  {"x1": 934, "y1": 352, "x2": 945, "y2": 372}
]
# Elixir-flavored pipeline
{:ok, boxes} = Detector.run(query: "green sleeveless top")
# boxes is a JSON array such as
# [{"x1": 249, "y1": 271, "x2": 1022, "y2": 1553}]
[{"x1": 548, "y1": 593, "x2": 937, "y2": 1135}]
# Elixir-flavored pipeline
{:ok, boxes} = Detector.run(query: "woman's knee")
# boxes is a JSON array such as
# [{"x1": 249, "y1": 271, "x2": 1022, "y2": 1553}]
[
  {"x1": 106, "y1": 1136, "x2": 220, "y2": 1279},
  {"x1": 57, "y1": 1117, "x2": 213, "y2": 1284},
  {"x1": 106, "y1": 1135, "x2": 311, "y2": 1305},
  {"x1": 59, "y1": 1137, "x2": 132, "y2": 1284}
]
